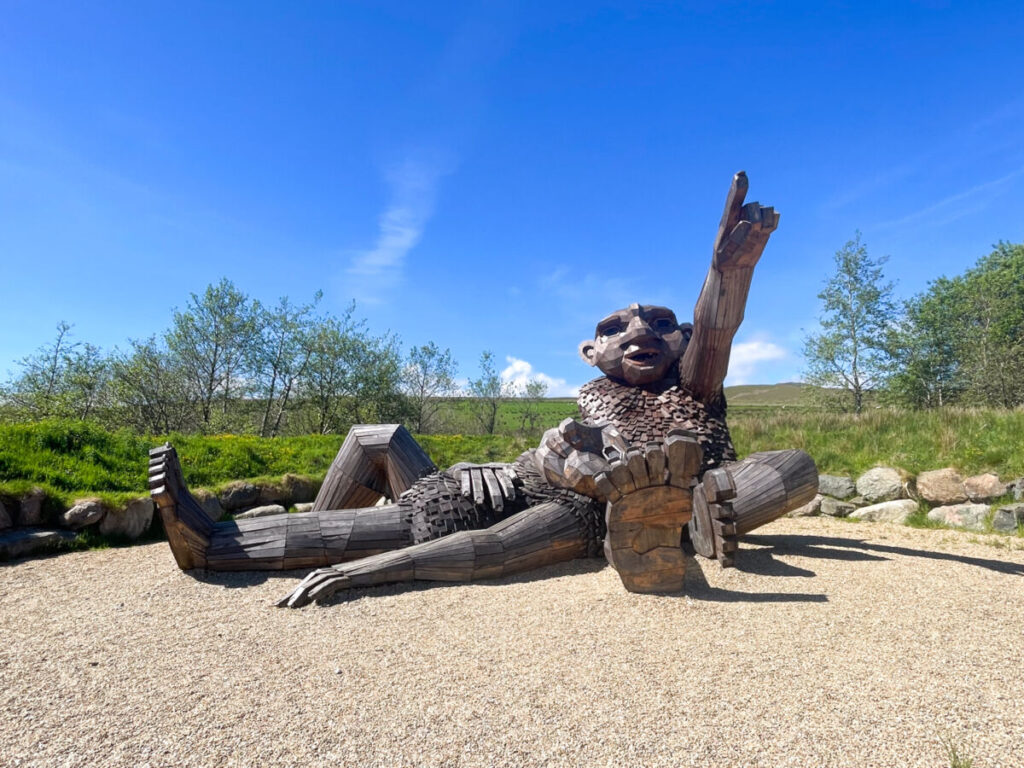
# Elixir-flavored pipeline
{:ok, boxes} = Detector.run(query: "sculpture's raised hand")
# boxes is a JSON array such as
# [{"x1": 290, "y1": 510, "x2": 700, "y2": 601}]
[{"x1": 712, "y1": 171, "x2": 779, "y2": 271}]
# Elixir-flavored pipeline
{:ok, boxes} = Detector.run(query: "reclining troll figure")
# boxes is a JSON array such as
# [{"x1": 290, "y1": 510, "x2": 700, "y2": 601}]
[{"x1": 149, "y1": 172, "x2": 818, "y2": 606}]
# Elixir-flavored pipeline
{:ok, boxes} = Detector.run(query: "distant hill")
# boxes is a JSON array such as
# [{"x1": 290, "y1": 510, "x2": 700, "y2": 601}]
[{"x1": 723, "y1": 382, "x2": 818, "y2": 407}]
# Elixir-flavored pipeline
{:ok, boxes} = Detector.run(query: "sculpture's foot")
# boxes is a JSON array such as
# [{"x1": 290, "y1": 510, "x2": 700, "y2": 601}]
[
  {"x1": 687, "y1": 467, "x2": 739, "y2": 568},
  {"x1": 598, "y1": 430, "x2": 703, "y2": 594},
  {"x1": 149, "y1": 443, "x2": 213, "y2": 570}
]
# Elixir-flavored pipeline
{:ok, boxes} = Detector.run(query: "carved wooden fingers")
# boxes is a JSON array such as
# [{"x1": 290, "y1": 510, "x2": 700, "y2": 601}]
[
  {"x1": 455, "y1": 463, "x2": 519, "y2": 512},
  {"x1": 712, "y1": 171, "x2": 780, "y2": 271}
]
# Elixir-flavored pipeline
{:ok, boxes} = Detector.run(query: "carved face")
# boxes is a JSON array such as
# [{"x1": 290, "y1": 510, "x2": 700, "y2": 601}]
[{"x1": 578, "y1": 304, "x2": 692, "y2": 386}]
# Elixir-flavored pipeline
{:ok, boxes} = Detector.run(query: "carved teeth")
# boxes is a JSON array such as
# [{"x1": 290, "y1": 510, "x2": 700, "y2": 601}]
[{"x1": 624, "y1": 345, "x2": 660, "y2": 362}]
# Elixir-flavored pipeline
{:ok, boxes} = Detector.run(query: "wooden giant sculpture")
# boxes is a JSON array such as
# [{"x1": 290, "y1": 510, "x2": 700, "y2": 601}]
[{"x1": 149, "y1": 172, "x2": 817, "y2": 605}]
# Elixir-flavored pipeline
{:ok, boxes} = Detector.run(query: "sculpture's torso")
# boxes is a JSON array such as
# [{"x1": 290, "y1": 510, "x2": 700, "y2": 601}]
[
  {"x1": 576, "y1": 375, "x2": 736, "y2": 470},
  {"x1": 398, "y1": 373, "x2": 735, "y2": 553}
]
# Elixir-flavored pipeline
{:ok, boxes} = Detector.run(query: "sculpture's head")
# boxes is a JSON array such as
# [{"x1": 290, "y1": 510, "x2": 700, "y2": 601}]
[{"x1": 578, "y1": 303, "x2": 692, "y2": 386}]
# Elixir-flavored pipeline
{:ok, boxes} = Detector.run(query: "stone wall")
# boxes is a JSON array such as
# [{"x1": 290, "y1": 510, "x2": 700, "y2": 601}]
[
  {"x1": 790, "y1": 467, "x2": 1024, "y2": 533},
  {"x1": 0, "y1": 474, "x2": 322, "y2": 560}
]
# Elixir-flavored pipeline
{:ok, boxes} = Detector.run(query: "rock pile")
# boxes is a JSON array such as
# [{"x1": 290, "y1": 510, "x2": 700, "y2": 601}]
[
  {"x1": 790, "y1": 467, "x2": 1024, "y2": 534},
  {"x1": 0, "y1": 474, "x2": 321, "y2": 561}
]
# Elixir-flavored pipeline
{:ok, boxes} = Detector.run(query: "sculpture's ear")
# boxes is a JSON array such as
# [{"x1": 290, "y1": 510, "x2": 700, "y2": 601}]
[
  {"x1": 578, "y1": 340, "x2": 597, "y2": 366},
  {"x1": 679, "y1": 322, "x2": 693, "y2": 344}
]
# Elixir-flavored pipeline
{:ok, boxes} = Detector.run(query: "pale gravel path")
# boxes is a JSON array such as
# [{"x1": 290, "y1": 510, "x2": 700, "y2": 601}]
[{"x1": 2, "y1": 518, "x2": 1023, "y2": 768}]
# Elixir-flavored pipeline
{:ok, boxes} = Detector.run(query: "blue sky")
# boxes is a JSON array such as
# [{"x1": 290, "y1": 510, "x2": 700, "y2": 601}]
[{"x1": 2, "y1": 1, "x2": 1023, "y2": 396}]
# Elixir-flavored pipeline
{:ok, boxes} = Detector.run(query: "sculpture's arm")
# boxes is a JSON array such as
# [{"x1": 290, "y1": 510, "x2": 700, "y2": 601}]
[{"x1": 678, "y1": 171, "x2": 779, "y2": 402}]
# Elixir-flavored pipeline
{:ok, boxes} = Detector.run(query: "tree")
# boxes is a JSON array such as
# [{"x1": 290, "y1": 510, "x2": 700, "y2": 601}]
[
  {"x1": 466, "y1": 351, "x2": 516, "y2": 434},
  {"x1": 249, "y1": 293, "x2": 320, "y2": 437},
  {"x1": 886, "y1": 278, "x2": 965, "y2": 409},
  {"x1": 516, "y1": 378, "x2": 549, "y2": 438},
  {"x1": 165, "y1": 279, "x2": 256, "y2": 428},
  {"x1": 109, "y1": 337, "x2": 199, "y2": 433},
  {"x1": 803, "y1": 233, "x2": 897, "y2": 413},
  {"x1": 297, "y1": 307, "x2": 409, "y2": 435},
  {"x1": 1, "y1": 322, "x2": 112, "y2": 421},
  {"x1": 886, "y1": 241, "x2": 1024, "y2": 409},
  {"x1": 401, "y1": 342, "x2": 458, "y2": 434}
]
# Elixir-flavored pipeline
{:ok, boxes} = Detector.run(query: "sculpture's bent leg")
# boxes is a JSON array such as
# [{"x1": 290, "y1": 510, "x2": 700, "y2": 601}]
[
  {"x1": 688, "y1": 449, "x2": 817, "y2": 567},
  {"x1": 313, "y1": 424, "x2": 437, "y2": 511},
  {"x1": 279, "y1": 499, "x2": 590, "y2": 607},
  {"x1": 150, "y1": 442, "x2": 414, "y2": 571}
]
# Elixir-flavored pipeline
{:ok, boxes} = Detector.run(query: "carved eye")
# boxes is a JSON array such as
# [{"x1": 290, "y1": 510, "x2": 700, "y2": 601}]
[
  {"x1": 651, "y1": 317, "x2": 676, "y2": 332},
  {"x1": 599, "y1": 323, "x2": 624, "y2": 338}
]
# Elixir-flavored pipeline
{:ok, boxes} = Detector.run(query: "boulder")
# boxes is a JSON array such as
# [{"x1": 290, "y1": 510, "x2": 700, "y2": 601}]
[
  {"x1": 17, "y1": 488, "x2": 47, "y2": 527},
  {"x1": 855, "y1": 468, "x2": 904, "y2": 503},
  {"x1": 847, "y1": 496, "x2": 867, "y2": 507},
  {"x1": 992, "y1": 503, "x2": 1024, "y2": 533},
  {"x1": 192, "y1": 489, "x2": 225, "y2": 522},
  {"x1": 849, "y1": 499, "x2": 917, "y2": 524},
  {"x1": 915, "y1": 468, "x2": 967, "y2": 505},
  {"x1": 818, "y1": 475, "x2": 856, "y2": 499},
  {"x1": 787, "y1": 494, "x2": 822, "y2": 517},
  {"x1": 962, "y1": 473, "x2": 1006, "y2": 503},
  {"x1": 282, "y1": 474, "x2": 318, "y2": 504},
  {"x1": 0, "y1": 529, "x2": 78, "y2": 560},
  {"x1": 820, "y1": 497, "x2": 856, "y2": 518},
  {"x1": 1012, "y1": 478, "x2": 1024, "y2": 502},
  {"x1": 219, "y1": 482, "x2": 259, "y2": 511},
  {"x1": 98, "y1": 498, "x2": 154, "y2": 540},
  {"x1": 256, "y1": 482, "x2": 288, "y2": 507},
  {"x1": 60, "y1": 498, "x2": 104, "y2": 529},
  {"x1": 234, "y1": 504, "x2": 287, "y2": 520},
  {"x1": 293, "y1": 502, "x2": 314, "y2": 513},
  {"x1": 0, "y1": 500, "x2": 11, "y2": 531},
  {"x1": 926, "y1": 503, "x2": 990, "y2": 532}
]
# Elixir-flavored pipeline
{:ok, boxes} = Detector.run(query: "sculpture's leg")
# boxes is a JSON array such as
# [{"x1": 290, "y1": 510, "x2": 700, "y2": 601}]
[
  {"x1": 150, "y1": 443, "x2": 414, "y2": 572},
  {"x1": 312, "y1": 424, "x2": 437, "y2": 511},
  {"x1": 279, "y1": 499, "x2": 590, "y2": 607},
  {"x1": 688, "y1": 449, "x2": 817, "y2": 567}
]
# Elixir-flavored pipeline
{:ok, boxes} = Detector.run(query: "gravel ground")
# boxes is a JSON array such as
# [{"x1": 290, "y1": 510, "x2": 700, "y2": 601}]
[{"x1": 2, "y1": 517, "x2": 1023, "y2": 768}]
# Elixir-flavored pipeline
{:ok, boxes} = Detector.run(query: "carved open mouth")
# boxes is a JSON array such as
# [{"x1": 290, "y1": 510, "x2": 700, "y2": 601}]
[{"x1": 624, "y1": 348, "x2": 662, "y2": 365}]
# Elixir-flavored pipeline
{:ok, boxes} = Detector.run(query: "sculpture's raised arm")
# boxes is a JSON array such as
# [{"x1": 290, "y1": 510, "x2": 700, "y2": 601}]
[{"x1": 677, "y1": 171, "x2": 780, "y2": 403}]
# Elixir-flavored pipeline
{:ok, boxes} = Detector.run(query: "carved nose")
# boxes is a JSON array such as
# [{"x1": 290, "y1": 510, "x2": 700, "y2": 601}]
[{"x1": 619, "y1": 318, "x2": 656, "y2": 345}]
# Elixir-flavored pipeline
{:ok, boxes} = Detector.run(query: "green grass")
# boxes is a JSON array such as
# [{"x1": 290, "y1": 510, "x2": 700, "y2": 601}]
[
  {"x1": 729, "y1": 407, "x2": 1024, "y2": 477},
  {"x1": 0, "y1": 421, "x2": 533, "y2": 515},
  {"x1": 2, "y1": 407, "x2": 1023, "y2": 522}
]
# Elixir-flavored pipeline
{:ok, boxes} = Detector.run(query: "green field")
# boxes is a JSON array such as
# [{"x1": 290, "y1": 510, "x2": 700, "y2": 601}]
[{"x1": 3, "y1": 399, "x2": 1023, "y2": 524}]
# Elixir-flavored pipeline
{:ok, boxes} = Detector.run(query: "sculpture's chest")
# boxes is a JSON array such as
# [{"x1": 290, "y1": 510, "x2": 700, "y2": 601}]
[{"x1": 576, "y1": 377, "x2": 736, "y2": 470}]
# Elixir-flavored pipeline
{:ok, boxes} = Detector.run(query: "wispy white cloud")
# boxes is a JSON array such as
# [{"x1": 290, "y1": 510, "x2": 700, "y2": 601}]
[
  {"x1": 345, "y1": 157, "x2": 450, "y2": 303},
  {"x1": 501, "y1": 355, "x2": 580, "y2": 398},
  {"x1": 725, "y1": 338, "x2": 789, "y2": 386},
  {"x1": 874, "y1": 166, "x2": 1024, "y2": 232}
]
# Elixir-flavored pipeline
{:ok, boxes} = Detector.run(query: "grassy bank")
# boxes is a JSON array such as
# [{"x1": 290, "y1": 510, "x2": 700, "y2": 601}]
[
  {"x1": 729, "y1": 407, "x2": 1024, "y2": 477},
  {"x1": 2, "y1": 408, "x2": 1022, "y2": 518},
  {"x1": 0, "y1": 421, "x2": 531, "y2": 515}
]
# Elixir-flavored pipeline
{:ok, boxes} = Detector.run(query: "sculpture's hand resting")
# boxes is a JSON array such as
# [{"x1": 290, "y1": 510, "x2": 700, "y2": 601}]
[
  {"x1": 277, "y1": 566, "x2": 351, "y2": 608},
  {"x1": 535, "y1": 419, "x2": 703, "y2": 503},
  {"x1": 712, "y1": 170, "x2": 780, "y2": 271},
  {"x1": 452, "y1": 463, "x2": 520, "y2": 510}
]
